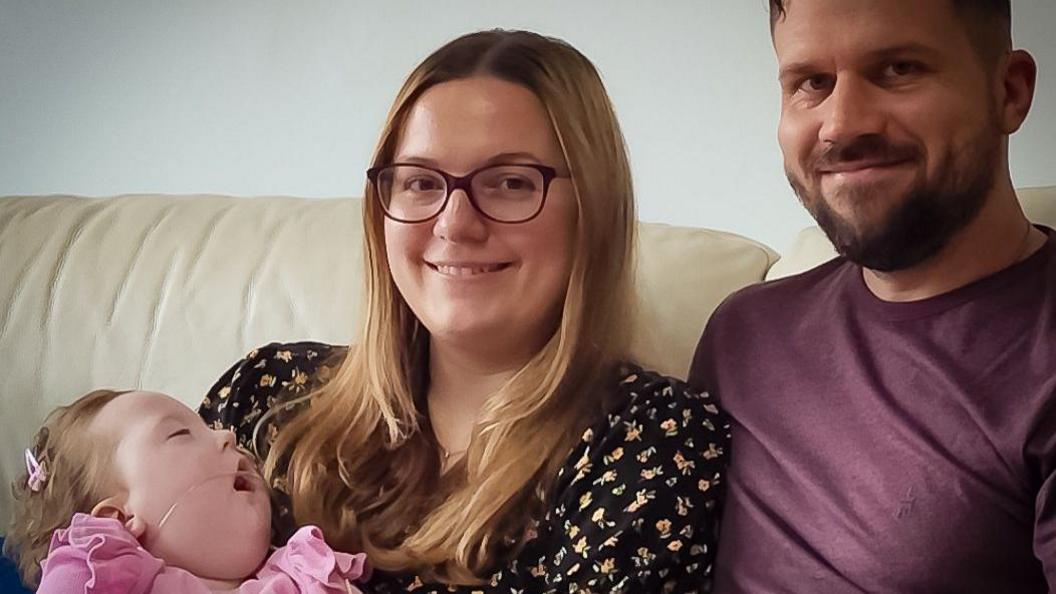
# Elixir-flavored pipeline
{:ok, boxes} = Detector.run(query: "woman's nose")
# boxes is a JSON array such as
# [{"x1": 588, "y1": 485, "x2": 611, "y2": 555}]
[{"x1": 433, "y1": 189, "x2": 489, "y2": 243}]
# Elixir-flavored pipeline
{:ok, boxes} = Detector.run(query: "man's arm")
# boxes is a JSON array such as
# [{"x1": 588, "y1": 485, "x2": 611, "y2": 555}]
[{"x1": 1035, "y1": 452, "x2": 1056, "y2": 586}]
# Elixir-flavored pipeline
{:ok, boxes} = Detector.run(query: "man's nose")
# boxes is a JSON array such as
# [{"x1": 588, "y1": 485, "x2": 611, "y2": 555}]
[{"x1": 819, "y1": 75, "x2": 887, "y2": 146}]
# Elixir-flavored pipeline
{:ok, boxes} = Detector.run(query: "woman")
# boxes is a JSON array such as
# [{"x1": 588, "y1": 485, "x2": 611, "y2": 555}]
[{"x1": 200, "y1": 29, "x2": 729, "y2": 593}]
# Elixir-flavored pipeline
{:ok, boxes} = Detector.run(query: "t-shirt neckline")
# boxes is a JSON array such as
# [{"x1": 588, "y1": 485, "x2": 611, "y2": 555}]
[{"x1": 849, "y1": 225, "x2": 1053, "y2": 322}]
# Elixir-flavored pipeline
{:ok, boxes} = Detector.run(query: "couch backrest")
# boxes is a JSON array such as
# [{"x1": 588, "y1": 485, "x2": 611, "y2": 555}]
[
  {"x1": 0, "y1": 194, "x2": 776, "y2": 526},
  {"x1": 767, "y1": 186, "x2": 1056, "y2": 280}
]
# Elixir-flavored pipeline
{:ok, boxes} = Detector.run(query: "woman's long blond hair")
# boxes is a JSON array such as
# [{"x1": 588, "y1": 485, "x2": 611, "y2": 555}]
[
  {"x1": 5, "y1": 389, "x2": 127, "y2": 587},
  {"x1": 266, "y1": 29, "x2": 636, "y2": 583}
]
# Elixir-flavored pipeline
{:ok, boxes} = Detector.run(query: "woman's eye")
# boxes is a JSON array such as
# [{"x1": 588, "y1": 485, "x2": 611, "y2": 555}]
[
  {"x1": 167, "y1": 428, "x2": 191, "y2": 439},
  {"x1": 501, "y1": 177, "x2": 535, "y2": 192},
  {"x1": 406, "y1": 177, "x2": 442, "y2": 192}
]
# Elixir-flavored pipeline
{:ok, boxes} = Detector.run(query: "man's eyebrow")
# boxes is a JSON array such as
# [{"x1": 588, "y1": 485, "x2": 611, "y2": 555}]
[
  {"x1": 778, "y1": 43, "x2": 943, "y2": 82},
  {"x1": 861, "y1": 42, "x2": 943, "y2": 63},
  {"x1": 778, "y1": 61, "x2": 821, "y2": 83}
]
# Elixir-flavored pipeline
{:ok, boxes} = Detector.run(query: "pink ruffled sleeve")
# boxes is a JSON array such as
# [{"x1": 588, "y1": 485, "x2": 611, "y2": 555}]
[
  {"x1": 241, "y1": 525, "x2": 370, "y2": 594},
  {"x1": 36, "y1": 513, "x2": 165, "y2": 594}
]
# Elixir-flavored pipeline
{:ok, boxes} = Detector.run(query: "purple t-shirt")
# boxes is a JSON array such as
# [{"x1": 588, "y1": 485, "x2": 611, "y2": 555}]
[{"x1": 689, "y1": 228, "x2": 1056, "y2": 593}]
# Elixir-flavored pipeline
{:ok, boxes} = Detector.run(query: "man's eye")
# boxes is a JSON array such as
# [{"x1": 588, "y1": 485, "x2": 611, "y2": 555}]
[
  {"x1": 167, "y1": 428, "x2": 191, "y2": 439},
  {"x1": 797, "y1": 74, "x2": 833, "y2": 94},
  {"x1": 886, "y1": 61, "x2": 921, "y2": 77}
]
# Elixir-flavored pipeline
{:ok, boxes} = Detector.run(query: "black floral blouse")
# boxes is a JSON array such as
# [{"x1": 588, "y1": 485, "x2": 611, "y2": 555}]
[{"x1": 199, "y1": 342, "x2": 730, "y2": 593}]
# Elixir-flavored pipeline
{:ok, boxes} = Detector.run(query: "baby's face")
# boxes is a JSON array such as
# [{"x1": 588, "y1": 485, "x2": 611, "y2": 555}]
[{"x1": 90, "y1": 391, "x2": 271, "y2": 580}]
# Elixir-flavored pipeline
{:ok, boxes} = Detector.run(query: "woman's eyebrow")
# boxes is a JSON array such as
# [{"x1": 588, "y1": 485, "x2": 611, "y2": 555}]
[
  {"x1": 392, "y1": 151, "x2": 546, "y2": 168},
  {"x1": 481, "y1": 152, "x2": 544, "y2": 166},
  {"x1": 391, "y1": 155, "x2": 438, "y2": 166}
]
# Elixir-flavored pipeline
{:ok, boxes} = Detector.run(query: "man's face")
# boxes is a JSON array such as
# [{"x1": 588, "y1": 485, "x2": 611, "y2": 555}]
[{"x1": 774, "y1": 0, "x2": 1004, "y2": 271}]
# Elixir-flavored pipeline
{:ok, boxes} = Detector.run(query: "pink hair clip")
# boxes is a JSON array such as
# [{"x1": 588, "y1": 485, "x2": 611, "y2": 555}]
[{"x1": 25, "y1": 448, "x2": 48, "y2": 492}]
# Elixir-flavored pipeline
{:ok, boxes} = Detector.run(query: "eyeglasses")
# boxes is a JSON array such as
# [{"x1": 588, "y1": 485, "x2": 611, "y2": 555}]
[{"x1": 366, "y1": 163, "x2": 568, "y2": 224}]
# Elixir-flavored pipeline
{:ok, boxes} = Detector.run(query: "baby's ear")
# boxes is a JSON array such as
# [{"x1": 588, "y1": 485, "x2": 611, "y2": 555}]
[
  {"x1": 90, "y1": 494, "x2": 132, "y2": 522},
  {"x1": 91, "y1": 494, "x2": 146, "y2": 536},
  {"x1": 90, "y1": 495, "x2": 126, "y2": 521},
  {"x1": 123, "y1": 515, "x2": 147, "y2": 539},
  {"x1": 90, "y1": 496, "x2": 147, "y2": 538}
]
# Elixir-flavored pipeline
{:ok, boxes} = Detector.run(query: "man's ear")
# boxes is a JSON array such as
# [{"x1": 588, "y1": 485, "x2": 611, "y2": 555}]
[
  {"x1": 998, "y1": 49, "x2": 1037, "y2": 134},
  {"x1": 91, "y1": 496, "x2": 146, "y2": 539}
]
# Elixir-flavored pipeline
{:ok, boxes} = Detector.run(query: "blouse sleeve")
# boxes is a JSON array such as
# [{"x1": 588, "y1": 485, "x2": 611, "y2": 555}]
[
  {"x1": 198, "y1": 341, "x2": 344, "y2": 459},
  {"x1": 36, "y1": 514, "x2": 165, "y2": 594},
  {"x1": 538, "y1": 368, "x2": 730, "y2": 594},
  {"x1": 244, "y1": 525, "x2": 370, "y2": 593},
  {"x1": 198, "y1": 341, "x2": 345, "y2": 545}
]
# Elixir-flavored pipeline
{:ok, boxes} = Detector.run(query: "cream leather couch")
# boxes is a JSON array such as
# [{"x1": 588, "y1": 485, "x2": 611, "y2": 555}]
[{"x1": 2, "y1": 187, "x2": 1054, "y2": 528}]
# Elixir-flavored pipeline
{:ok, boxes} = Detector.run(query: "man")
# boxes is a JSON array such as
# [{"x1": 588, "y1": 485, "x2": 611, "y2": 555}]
[{"x1": 689, "y1": 0, "x2": 1053, "y2": 591}]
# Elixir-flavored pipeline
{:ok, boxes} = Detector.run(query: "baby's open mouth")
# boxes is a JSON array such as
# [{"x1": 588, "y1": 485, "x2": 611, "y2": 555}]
[
  {"x1": 233, "y1": 475, "x2": 253, "y2": 492},
  {"x1": 232, "y1": 455, "x2": 259, "y2": 492}
]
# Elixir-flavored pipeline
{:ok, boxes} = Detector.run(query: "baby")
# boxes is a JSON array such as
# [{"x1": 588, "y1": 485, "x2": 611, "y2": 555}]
[{"x1": 4, "y1": 388, "x2": 369, "y2": 593}]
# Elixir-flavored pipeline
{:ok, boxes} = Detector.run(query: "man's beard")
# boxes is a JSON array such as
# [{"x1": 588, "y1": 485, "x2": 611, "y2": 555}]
[{"x1": 787, "y1": 129, "x2": 999, "y2": 272}]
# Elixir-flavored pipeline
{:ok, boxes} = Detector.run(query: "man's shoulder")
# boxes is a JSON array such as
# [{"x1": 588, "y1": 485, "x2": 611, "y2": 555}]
[{"x1": 715, "y1": 256, "x2": 851, "y2": 322}]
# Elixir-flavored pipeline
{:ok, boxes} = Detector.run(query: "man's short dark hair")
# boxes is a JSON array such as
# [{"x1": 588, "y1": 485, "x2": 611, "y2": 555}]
[{"x1": 769, "y1": 0, "x2": 1012, "y2": 64}]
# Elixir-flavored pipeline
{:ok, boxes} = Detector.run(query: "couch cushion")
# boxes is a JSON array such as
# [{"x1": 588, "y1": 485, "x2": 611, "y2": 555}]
[
  {"x1": 0, "y1": 195, "x2": 365, "y2": 530},
  {"x1": 0, "y1": 194, "x2": 776, "y2": 528},
  {"x1": 766, "y1": 186, "x2": 1056, "y2": 280},
  {"x1": 634, "y1": 223, "x2": 776, "y2": 377}
]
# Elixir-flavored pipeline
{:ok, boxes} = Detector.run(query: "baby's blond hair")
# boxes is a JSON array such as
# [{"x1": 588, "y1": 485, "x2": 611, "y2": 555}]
[{"x1": 4, "y1": 389, "x2": 127, "y2": 587}]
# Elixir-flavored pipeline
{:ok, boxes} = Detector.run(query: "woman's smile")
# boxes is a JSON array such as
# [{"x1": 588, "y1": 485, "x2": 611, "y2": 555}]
[{"x1": 426, "y1": 261, "x2": 513, "y2": 278}]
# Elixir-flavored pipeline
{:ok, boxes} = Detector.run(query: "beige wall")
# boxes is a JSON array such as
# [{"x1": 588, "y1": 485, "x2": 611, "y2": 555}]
[{"x1": 1, "y1": 0, "x2": 1054, "y2": 251}]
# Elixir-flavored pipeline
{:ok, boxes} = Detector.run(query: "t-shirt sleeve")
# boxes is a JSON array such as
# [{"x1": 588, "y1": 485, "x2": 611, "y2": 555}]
[
  {"x1": 539, "y1": 370, "x2": 731, "y2": 593},
  {"x1": 1038, "y1": 473, "x2": 1056, "y2": 587},
  {"x1": 1034, "y1": 427, "x2": 1056, "y2": 587},
  {"x1": 198, "y1": 341, "x2": 343, "y2": 459}
]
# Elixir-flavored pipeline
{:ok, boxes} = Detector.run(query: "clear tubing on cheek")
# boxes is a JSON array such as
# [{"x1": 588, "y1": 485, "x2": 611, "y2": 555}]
[{"x1": 155, "y1": 470, "x2": 266, "y2": 534}]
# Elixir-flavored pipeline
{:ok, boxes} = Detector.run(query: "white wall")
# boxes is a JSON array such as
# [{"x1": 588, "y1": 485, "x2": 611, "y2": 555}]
[{"x1": 1, "y1": 0, "x2": 1054, "y2": 251}]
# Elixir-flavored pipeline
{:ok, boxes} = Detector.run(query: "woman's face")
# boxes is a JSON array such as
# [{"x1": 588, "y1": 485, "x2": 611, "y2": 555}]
[
  {"x1": 90, "y1": 391, "x2": 271, "y2": 581},
  {"x1": 384, "y1": 76, "x2": 576, "y2": 361}
]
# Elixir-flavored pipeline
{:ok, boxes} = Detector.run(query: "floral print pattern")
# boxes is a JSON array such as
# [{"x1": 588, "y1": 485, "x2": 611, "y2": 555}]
[{"x1": 200, "y1": 342, "x2": 730, "y2": 593}]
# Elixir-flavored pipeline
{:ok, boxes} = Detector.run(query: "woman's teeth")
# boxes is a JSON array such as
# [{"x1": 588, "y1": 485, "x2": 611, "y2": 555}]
[{"x1": 434, "y1": 264, "x2": 505, "y2": 276}]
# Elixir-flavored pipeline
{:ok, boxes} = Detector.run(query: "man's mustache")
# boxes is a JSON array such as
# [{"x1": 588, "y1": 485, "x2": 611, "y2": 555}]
[{"x1": 807, "y1": 135, "x2": 923, "y2": 173}]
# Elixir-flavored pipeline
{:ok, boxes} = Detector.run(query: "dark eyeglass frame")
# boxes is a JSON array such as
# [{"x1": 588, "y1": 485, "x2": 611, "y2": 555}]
[{"x1": 366, "y1": 162, "x2": 569, "y2": 224}]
